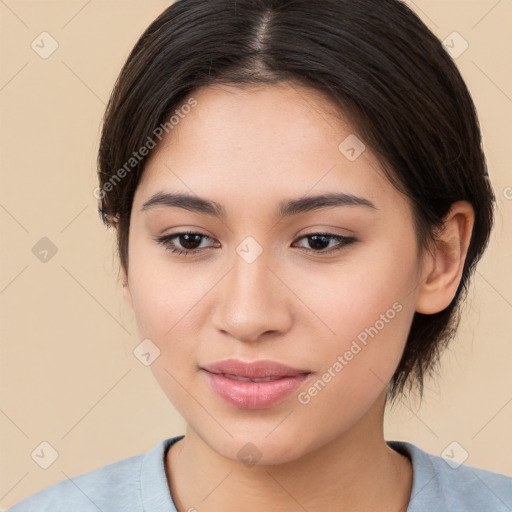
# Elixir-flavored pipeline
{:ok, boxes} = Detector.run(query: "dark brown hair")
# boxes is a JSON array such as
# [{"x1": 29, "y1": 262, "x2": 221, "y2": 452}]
[{"x1": 97, "y1": 0, "x2": 495, "y2": 402}]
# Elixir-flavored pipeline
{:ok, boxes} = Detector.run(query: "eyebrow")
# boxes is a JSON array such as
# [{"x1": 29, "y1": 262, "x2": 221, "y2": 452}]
[{"x1": 140, "y1": 191, "x2": 377, "y2": 219}]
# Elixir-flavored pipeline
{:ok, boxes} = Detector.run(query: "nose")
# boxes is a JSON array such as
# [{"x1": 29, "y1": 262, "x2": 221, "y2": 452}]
[{"x1": 211, "y1": 247, "x2": 293, "y2": 344}]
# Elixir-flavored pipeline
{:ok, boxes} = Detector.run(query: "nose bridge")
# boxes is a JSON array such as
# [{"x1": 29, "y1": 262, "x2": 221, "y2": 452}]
[
  {"x1": 228, "y1": 239, "x2": 275, "y2": 310},
  {"x1": 212, "y1": 237, "x2": 291, "y2": 341}
]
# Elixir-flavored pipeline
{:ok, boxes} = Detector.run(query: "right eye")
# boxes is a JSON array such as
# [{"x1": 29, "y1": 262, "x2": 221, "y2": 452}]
[{"x1": 154, "y1": 231, "x2": 219, "y2": 256}]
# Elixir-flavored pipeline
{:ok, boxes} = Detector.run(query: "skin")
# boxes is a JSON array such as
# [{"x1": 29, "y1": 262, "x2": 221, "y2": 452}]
[{"x1": 121, "y1": 82, "x2": 474, "y2": 512}]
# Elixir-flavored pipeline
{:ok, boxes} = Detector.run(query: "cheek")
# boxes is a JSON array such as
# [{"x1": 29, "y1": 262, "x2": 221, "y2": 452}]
[
  {"x1": 127, "y1": 246, "x2": 209, "y2": 339},
  {"x1": 297, "y1": 239, "x2": 417, "y2": 388},
  {"x1": 126, "y1": 256, "x2": 205, "y2": 407},
  {"x1": 300, "y1": 239, "x2": 416, "y2": 339},
  {"x1": 292, "y1": 272, "x2": 415, "y2": 434}
]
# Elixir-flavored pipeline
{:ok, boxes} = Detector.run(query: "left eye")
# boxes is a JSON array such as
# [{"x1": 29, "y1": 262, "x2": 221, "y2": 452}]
[
  {"x1": 154, "y1": 231, "x2": 356, "y2": 256},
  {"x1": 293, "y1": 233, "x2": 356, "y2": 252}
]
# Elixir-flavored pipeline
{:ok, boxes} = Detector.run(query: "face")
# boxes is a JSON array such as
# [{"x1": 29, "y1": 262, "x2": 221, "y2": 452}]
[{"x1": 124, "y1": 82, "x2": 425, "y2": 464}]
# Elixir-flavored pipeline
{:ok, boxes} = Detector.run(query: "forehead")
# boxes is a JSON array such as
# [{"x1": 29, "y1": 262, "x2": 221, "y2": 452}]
[{"x1": 134, "y1": 82, "x2": 399, "y2": 213}]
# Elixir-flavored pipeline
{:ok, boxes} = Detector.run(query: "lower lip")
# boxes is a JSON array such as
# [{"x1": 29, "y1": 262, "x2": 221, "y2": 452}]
[{"x1": 203, "y1": 371, "x2": 310, "y2": 409}]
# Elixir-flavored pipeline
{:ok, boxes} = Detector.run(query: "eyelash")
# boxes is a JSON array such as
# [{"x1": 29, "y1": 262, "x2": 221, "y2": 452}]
[{"x1": 154, "y1": 230, "x2": 356, "y2": 256}]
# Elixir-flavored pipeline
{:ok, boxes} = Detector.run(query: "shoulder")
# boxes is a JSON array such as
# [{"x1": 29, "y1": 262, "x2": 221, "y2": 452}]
[
  {"x1": 388, "y1": 441, "x2": 512, "y2": 511},
  {"x1": 6, "y1": 452, "x2": 144, "y2": 512},
  {"x1": 7, "y1": 436, "x2": 182, "y2": 512}
]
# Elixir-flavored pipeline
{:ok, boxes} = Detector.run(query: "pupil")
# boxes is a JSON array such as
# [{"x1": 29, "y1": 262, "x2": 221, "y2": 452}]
[
  {"x1": 180, "y1": 234, "x2": 202, "y2": 249},
  {"x1": 309, "y1": 235, "x2": 329, "y2": 250}
]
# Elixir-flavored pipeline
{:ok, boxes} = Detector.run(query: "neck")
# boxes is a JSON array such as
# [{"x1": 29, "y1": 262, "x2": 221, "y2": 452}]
[{"x1": 165, "y1": 393, "x2": 412, "y2": 512}]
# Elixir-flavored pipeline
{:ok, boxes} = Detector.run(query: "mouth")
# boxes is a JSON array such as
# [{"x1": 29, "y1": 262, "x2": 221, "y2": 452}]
[
  {"x1": 201, "y1": 359, "x2": 312, "y2": 409},
  {"x1": 216, "y1": 374, "x2": 289, "y2": 382},
  {"x1": 201, "y1": 358, "x2": 311, "y2": 379}
]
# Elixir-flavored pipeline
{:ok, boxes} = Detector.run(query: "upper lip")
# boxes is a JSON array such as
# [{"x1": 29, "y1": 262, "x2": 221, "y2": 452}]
[{"x1": 201, "y1": 359, "x2": 311, "y2": 379}]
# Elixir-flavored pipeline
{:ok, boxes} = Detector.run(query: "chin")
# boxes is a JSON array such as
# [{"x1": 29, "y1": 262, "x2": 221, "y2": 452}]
[{"x1": 195, "y1": 424, "x2": 320, "y2": 467}]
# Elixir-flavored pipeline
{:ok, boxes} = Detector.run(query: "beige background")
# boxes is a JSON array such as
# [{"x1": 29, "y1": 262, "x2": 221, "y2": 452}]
[{"x1": 1, "y1": 0, "x2": 511, "y2": 508}]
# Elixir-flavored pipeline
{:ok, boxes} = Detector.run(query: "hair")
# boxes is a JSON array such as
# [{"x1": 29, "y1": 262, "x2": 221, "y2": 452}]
[{"x1": 97, "y1": 0, "x2": 495, "y2": 403}]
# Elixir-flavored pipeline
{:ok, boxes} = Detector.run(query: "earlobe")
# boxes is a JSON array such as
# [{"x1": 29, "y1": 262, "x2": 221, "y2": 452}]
[{"x1": 415, "y1": 201, "x2": 475, "y2": 315}]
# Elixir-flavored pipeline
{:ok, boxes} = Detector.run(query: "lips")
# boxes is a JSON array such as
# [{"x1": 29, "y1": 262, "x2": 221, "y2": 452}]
[
  {"x1": 202, "y1": 359, "x2": 311, "y2": 379},
  {"x1": 201, "y1": 359, "x2": 312, "y2": 409},
  {"x1": 219, "y1": 374, "x2": 284, "y2": 382}
]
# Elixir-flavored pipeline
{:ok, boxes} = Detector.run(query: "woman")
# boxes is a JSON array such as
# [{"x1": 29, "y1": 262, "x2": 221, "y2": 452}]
[{"x1": 8, "y1": 0, "x2": 512, "y2": 510}]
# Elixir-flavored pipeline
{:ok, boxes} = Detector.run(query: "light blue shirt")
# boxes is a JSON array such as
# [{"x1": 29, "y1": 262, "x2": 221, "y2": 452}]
[{"x1": 7, "y1": 435, "x2": 512, "y2": 511}]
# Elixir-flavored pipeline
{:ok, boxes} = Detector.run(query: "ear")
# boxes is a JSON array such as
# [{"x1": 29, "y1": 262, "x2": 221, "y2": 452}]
[
  {"x1": 415, "y1": 201, "x2": 475, "y2": 314},
  {"x1": 121, "y1": 268, "x2": 133, "y2": 310}
]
